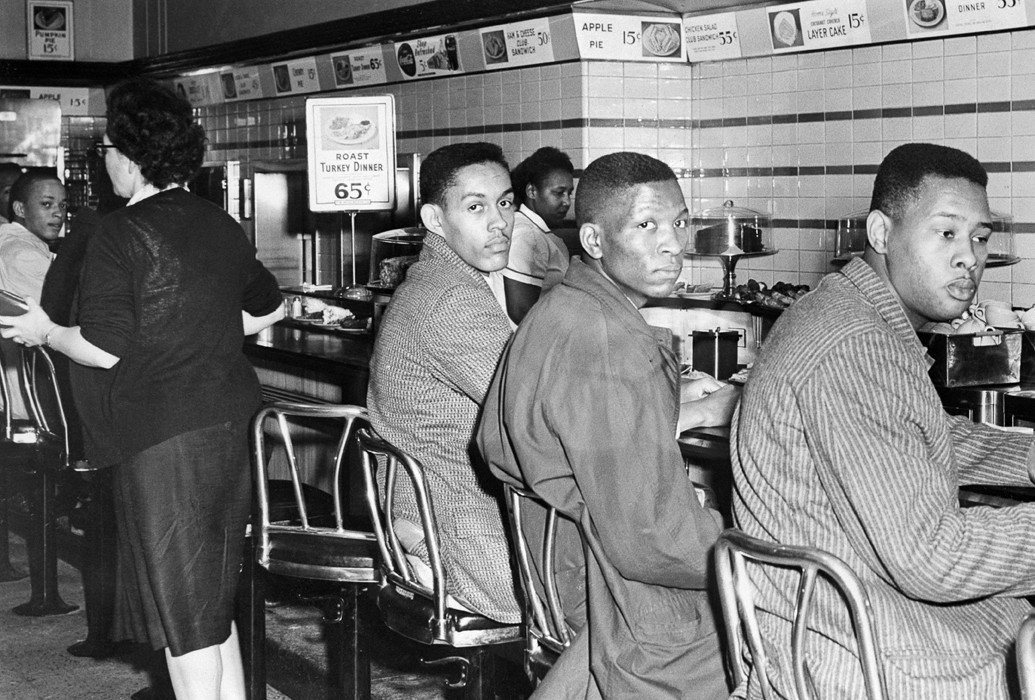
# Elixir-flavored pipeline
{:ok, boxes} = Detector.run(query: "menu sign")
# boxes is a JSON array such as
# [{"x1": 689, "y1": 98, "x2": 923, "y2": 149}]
[
  {"x1": 329, "y1": 50, "x2": 388, "y2": 88},
  {"x1": 173, "y1": 75, "x2": 216, "y2": 107},
  {"x1": 26, "y1": 1, "x2": 73, "y2": 60},
  {"x1": 574, "y1": 13, "x2": 686, "y2": 62},
  {"x1": 903, "y1": 0, "x2": 1025, "y2": 36},
  {"x1": 768, "y1": 0, "x2": 871, "y2": 53},
  {"x1": 480, "y1": 18, "x2": 555, "y2": 70},
  {"x1": 395, "y1": 34, "x2": 463, "y2": 80},
  {"x1": 306, "y1": 96, "x2": 396, "y2": 212},
  {"x1": 684, "y1": 12, "x2": 743, "y2": 62},
  {"x1": 273, "y1": 57, "x2": 321, "y2": 95},
  {"x1": 231, "y1": 67, "x2": 263, "y2": 101},
  {"x1": 0, "y1": 85, "x2": 91, "y2": 115}
]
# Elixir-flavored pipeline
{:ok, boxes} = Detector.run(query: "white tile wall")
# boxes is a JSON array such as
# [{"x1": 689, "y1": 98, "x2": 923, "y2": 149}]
[{"x1": 193, "y1": 27, "x2": 1035, "y2": 306}]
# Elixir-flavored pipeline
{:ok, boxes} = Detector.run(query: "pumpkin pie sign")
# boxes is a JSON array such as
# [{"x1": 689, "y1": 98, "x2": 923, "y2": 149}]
[{"x1": 27, "y1": 1, "x2": 73, "y2": 61}]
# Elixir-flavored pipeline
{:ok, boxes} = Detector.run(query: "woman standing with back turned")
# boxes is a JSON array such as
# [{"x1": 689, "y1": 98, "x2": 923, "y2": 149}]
[{"x1": 0, "y1": 79, "x2": 284, "y2": 699}]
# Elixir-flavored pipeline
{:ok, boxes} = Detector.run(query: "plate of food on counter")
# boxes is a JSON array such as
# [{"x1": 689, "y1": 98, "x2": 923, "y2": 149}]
[
  {"x1": 294, "y1": 300, "x2": 371, "y2": 333},
  {"x1": 671, "y1": 282, "x2": 717, "y2": 299}
]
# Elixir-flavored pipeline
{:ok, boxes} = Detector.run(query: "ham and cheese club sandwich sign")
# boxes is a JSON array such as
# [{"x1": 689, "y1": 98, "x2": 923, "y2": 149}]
[{"x1": 305, "y1": 95, "x2": 397, "y2": 212}]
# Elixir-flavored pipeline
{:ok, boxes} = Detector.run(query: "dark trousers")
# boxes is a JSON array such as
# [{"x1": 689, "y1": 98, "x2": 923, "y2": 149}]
[{"x1": 78, "y1": 468, "x2": 118, "y2": 643}]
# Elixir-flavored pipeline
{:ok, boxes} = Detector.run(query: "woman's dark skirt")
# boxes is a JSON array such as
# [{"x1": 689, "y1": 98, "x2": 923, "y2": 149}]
[{"x1": 111, "y1": 419, "x2": 251, "y2": 657}]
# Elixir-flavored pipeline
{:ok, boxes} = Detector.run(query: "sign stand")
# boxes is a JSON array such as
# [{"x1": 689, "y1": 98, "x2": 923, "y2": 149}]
[{"x1": 339, "y1": 210, "x2": 360, "y2": 292}]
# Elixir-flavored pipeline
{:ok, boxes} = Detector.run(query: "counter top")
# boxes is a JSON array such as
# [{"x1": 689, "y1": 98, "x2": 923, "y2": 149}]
[{"x1": 244, "y1": 322, "x2": 373, "y2": 375}]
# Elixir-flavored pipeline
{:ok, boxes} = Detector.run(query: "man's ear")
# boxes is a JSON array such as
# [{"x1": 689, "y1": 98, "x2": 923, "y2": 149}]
[
  {"x1": 420, "y1": 202, "x2": 444, "y2": 235},
  {"x1": 866, "y1": 209, "x2": 891, "y2": 255},
  {"x1": 525, "y1": 182, "x2": 537, "y2": 202},
  {"x1": 11, "y1": 199, "x2": 25, "y2": 220},
  {"x1": 579, "y1": 223, "x2": 603, "y2": 260}
]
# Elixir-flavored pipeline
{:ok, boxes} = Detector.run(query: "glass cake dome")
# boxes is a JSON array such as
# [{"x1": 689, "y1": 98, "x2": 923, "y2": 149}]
[{"x1": 687, "y1": 200, "x2": 773, "y2": 257}]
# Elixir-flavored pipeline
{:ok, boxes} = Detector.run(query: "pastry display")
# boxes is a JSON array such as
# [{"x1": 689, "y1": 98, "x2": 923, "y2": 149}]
[{"x1": 379, "y1": 254, "x2": 419, "y2": 288}]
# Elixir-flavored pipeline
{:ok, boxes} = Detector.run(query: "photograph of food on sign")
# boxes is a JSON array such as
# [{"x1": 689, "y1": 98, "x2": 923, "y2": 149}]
[
  {"x1": 333, "y1": 55, "x2": 354, "y2": 86},
  {"x1": 33, "y1": 5, "x2": 67, "y2": 31},
  {"x1": 273, "y1": 64, "x2": 291, "y2": 94},
  {"x1": 769, "y1": 8, "x2": 804, "y2": 49},
  {"x1": 482, "y1": 30, "x2": 508, "y2": 65},
  {"x1": 905, "y1": 0, "x2": 946, "y2": 30},
  {"x1": 318, "y1": 105, "x2": 379, "y2": 151},
  {"x1": 640, "y1": 21, "x2": 681, "y2": 58}
]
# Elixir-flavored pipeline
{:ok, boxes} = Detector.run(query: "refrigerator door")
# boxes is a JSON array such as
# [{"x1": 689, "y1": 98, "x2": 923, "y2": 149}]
[{"x1": 0, "y1": 98, "x2": 62, "y2": 166}]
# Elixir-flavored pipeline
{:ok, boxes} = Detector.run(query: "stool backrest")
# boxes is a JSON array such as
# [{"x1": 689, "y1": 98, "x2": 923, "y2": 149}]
[
  {"x1": 0, "y1": 340, "x2": 18, "y2": 441},
  {"x1": 503, "y1": 484, "x2": 572, "y2": 655},
  {"x1": 250, "y1": 402, "x2": 368, "y2": 570},
  {"x1": 356, "y1": 427, "x2": 448, "y2": 638},
  {"x1": 715, "y1": 528, "x2": 885, "y2": 700},
  {"x1": 17, "y1": 346, "x2": 68, "y2": 462},
  {"x1": 1018, "y1": 608, "x2": 1035, "y2": 699}
]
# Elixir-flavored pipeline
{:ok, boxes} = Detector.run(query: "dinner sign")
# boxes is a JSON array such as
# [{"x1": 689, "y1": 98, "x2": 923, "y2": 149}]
[{"x1": 305, "y1": 95, "x2": 396, "y2": 212}]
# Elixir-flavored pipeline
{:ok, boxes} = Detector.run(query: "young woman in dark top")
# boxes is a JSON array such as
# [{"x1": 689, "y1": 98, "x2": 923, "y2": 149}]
[{"x1": 0, "y1": 79, "x2": 284, "y2": 700}]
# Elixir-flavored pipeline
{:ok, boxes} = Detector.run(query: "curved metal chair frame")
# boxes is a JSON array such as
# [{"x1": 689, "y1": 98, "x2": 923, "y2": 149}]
[
  {"x1": 1018, "y1": 608, "x2": 1035, "y2": 699},
  {"x1": 356, "y1": 427, "x2": 522, "y2": 693},
  {"x1": 502, "y1": 484, "x2": 572, "y2": 683},
  {"x1": 715, "y1": 528, "x2": 885, "y2": 700},
  {"x1": 0, "y1": 345, "x2": 77, "y2": 615},
  {"x1": 245, "y1": 401, "x2": 377, "y2": 700}
]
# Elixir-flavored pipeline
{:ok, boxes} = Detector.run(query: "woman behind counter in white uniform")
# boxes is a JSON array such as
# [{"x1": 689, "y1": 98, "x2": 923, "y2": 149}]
[
  {"x1": 503, "y1": 146, "x2": 574, "y2": 324},
  {"x1": 0, "y1": 79, "x2": 284, "y2": 700}
]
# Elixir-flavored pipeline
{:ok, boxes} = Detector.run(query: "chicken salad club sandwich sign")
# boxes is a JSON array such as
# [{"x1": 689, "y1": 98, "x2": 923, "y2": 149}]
[{"x1": 305, "y1": 95, "x2": 396, "y2": 212}]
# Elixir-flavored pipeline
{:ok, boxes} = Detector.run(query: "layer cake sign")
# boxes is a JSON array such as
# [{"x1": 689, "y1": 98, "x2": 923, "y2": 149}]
[
  {"x1": 768, "y1": 0, "x2": 871, "y2": 53},
  {"x1": 305, "y1": 95, "x2": 396, "y2": 212}
]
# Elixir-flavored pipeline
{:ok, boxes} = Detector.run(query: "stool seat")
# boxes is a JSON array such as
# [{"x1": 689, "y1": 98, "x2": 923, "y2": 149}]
[
  {"x1": 264, "y1": 530, "x2": 378, "y2": 582},
  {"x1": 378, "y1": 583, "x2": 521, "y2": 645}
]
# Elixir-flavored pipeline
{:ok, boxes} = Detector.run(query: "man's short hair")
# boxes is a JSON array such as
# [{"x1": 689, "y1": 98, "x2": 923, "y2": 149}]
[
  {"x1": 575, "y1": 152, "x2": 677, "y2": 228},
  {"x1": 511, "y1": 146, "x2": 574, "y2": 205},
  {"x1": 420, "y1": 142, "x2": 509, "y2": 208},
  {"x1": 8, "y1": 169, "x2": 62, "y2": 221},
  {"x1": 870, "y1": 143, "x2": 987, "y2": 222}
]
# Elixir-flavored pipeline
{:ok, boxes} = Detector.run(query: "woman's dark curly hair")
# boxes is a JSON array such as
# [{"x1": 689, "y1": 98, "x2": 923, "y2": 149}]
[{"x1": 105, "y1": 79, "x2": 206, "y2": 188}]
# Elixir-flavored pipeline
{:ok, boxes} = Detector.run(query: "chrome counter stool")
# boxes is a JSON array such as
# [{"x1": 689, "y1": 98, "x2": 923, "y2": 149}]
[
  {"x1": 502, "y1": 484, "x2": 573, "y2": 685},
  {"x1": 244, "y1": 401, "x2": 378, "y2": 700},
  {"x1": 1017, "y1": 608, "x2": 1035, "y2": 699},
  {"x1": 357, "y1": 427, "x2": 522, "y2": 699},
  {"x1": 4, "y1": 345, "x2": 77, "y2": 616},
  {"x1": 715, "y1": 528, "x2": 885, "y2": 700}
]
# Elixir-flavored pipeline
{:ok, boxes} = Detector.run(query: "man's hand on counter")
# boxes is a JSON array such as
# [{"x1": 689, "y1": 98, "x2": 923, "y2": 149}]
[{"x1": 678, "y1": 384, "x2": 741, "y2": 434}]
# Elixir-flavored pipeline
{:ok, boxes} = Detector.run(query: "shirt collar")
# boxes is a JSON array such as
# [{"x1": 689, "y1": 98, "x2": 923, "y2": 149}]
[
  {"x1": 840, "y1": 257, "x2": 930, "y2": 365},
  {"x1": 517, "y1": 204, "x2": 549, "y2": 232},
  {"x1": 128, "y1": 183, "x2": 182, "y2": 206},
  {"x1": 0, "y1": 221, "x2": 54, "y2": 256}
]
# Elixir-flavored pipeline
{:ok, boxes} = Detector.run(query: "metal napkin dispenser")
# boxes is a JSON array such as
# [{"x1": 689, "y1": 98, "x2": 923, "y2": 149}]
[
  {"x1": 919, "y1": 330, "x2": 1022, "y2": 387},
  {"x1": 691, "y1": 329, "x2": 740, "y2": 381}
]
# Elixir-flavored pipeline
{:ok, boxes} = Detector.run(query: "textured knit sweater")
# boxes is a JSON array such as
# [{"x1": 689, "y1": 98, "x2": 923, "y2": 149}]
[
  {"x1": 367, "y1": 231, "x2": 521, "y2": 623},
  {"x1": 731, "y1": 257, "x2": 1035, "y2": 699}
]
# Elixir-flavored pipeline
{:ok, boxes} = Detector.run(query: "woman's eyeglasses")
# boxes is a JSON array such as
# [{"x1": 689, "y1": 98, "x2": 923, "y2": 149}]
[{"x1": 93, "y1": 143, "x2": 117, "y2": 157}]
